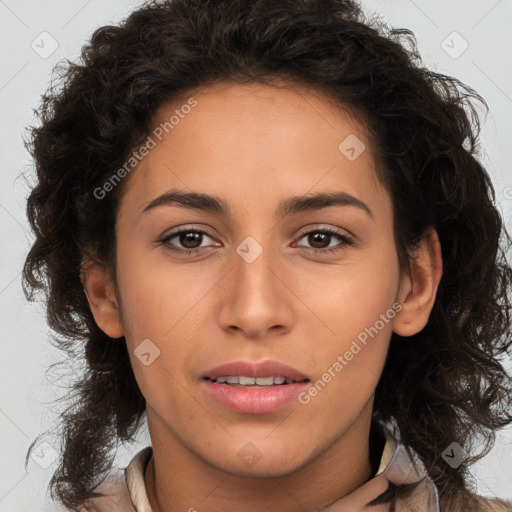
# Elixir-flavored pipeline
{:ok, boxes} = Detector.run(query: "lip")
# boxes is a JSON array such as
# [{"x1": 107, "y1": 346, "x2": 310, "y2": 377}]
[
  {"x1": 203, "y1": 380, "x2": 310, "y2": 414},
  {"x1": 202, "y1": 360, "x2": 310, "y2": 415},
  {"x1": 202, "y1": 360, "x2": 310, "y2": 381}
]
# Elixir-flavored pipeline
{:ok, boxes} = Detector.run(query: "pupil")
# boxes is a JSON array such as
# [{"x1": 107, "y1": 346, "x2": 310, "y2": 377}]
[
  {"x1": 181, "y1": 232, "x2": 201, "y2": 249},
  {"x1": 310, "y1": 232, "x2": 329, "y2": 249}
]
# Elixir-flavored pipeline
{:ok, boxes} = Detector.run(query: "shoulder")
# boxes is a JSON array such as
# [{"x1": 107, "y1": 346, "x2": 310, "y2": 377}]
[
  {"x1": 73, "y1": 446, "x2": 152, "y2": 512},
  {"x1": 470, "y1": 496, "x2": 512, "y2": 512},
  {"x1": 75, "y1": 470, "x2": 136, "y2": 512},
  {"x1": 440, "y1": 494, "x2": 512, "y2": 512}
]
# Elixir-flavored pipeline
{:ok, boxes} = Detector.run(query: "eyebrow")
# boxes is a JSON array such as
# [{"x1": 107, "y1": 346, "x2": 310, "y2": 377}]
[{"x1": 142, "y1": 188, "x2": 373, "y2": 219}]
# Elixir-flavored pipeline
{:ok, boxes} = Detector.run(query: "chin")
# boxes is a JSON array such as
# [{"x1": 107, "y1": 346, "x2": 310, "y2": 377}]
[{"x1": 203, "y1": 443, "x2": 313, "y2": 478}]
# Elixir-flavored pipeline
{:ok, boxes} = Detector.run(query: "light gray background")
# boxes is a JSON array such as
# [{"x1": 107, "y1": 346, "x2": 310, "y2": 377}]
[{"x1": 1, "y1": 1, "x2": 511, "y2": 510}]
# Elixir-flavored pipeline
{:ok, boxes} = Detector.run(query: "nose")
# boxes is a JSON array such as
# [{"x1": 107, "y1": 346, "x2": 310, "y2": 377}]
[{"x1": 216, "y1": 237, "x2": 295, "y2": 340}]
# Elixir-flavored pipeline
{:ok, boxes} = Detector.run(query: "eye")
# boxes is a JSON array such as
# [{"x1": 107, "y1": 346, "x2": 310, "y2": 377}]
[
  {"x1": 159, "y1": 228, "x2": 220, "y2": 255},
  {"x1": 158, "y1": 226, "x2": 355, "y2": 256},
  {"x1": 294, "y1": 228, "x2": 355, "y2": 254}
]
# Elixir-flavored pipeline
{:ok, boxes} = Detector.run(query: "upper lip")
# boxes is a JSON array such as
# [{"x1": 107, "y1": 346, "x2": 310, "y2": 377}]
[{"x1": 203, "y1": 360, "x2": 310, "y2": 381}]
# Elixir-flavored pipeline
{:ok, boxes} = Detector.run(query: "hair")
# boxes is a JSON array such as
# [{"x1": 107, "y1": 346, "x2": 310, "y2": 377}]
[{"x1": 22, "y1": 0, "x2": 512, "y2": 510}]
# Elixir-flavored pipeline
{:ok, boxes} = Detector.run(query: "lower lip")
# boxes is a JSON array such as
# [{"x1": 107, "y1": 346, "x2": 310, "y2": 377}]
[{"x1": 202, "y1": 380, "x2": 310, "y2": 414}]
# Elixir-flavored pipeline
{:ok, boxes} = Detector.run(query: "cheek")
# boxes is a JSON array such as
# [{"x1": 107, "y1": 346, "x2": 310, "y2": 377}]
[
  {"x1": 304, "y1": 249, "x2": 399, "y2": 345},
  {"x1": 115, "y1": 241, "x2": 209, "y2": 339},
  {"x1": 300, "y1": 293, "x2": 394, "y2": 421},
  {"x1": 114, "y1": 249, "x2": 213, "y2": 392},
  {"x1": 299, "y1": 247, "x2": 399, "y2": 396}
]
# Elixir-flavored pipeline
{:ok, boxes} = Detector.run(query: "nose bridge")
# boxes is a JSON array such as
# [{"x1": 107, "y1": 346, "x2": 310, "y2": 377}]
[
  {"x1": 234, "y1": 233, "x2": 280, "y2": 302},
  {"x1": 217, "y1": 230, "x2": 293, "y2": 336}
]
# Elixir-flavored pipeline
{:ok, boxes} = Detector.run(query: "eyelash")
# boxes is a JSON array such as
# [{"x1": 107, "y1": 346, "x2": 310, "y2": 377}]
[{"x1": 158, "y1": 227, "x2": 355, "y2": 256}]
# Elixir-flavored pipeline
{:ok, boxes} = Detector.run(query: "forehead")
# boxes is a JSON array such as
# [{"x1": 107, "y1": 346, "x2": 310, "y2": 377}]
[
  {"x1": 117, "y1": 79, "x2": 386, "y2": 218},
  {"x1": 152, "y1": 78, "x2": 368, "y2": 144}
]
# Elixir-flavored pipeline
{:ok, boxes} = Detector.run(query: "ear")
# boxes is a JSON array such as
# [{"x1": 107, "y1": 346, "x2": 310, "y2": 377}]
[
  {"x1": 80, "y1": 260, "x2": 124, "y2": 339},
  {"x1": 392, "y1": 227, "x2": 443, "y2": 337}
]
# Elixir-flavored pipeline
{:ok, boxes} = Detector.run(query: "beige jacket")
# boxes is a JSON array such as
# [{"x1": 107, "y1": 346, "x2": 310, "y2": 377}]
[{"x1": 71, "y1": 425, "x2": 511, "y2": 512}]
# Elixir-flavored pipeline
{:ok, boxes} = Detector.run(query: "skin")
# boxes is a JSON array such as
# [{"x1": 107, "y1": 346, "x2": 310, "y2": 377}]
[{"x1": 82, "y1": 80, "x2": 443, "y2": 512}]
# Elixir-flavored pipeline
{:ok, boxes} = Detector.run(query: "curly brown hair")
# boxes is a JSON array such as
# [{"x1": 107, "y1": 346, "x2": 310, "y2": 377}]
[{"x1": 22, "y1": 0, "x2": 512, "y2": 510}]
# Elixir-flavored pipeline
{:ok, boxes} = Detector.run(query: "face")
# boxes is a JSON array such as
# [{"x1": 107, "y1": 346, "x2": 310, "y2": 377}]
[{"x1": 111, "y1": 80, "x2": 404, "y2": 477}]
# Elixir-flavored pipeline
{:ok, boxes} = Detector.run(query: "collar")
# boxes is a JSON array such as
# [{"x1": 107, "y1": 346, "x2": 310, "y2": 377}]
[{"x1": 124, "y1": 422, "x2": 440, "y2": 512}]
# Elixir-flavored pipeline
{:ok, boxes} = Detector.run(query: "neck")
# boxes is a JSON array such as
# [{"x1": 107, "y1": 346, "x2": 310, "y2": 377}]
[{"x1": 145, "y1": 403, "x2": 378, "y2": 512}]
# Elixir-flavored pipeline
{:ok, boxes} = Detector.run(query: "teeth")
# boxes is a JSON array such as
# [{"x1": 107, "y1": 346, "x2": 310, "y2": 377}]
[
  {"x1": 211, "y1": 376, "x2": 304, "y2": 386},
  {"x1": 255, "y1": 376, "x2": 274, "y2": 385}
]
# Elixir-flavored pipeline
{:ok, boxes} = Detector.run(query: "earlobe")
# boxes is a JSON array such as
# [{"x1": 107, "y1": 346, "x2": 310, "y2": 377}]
[
  {"x1": 392, "y1": 227, "x2": 443, "y2": 337},
  {"x1": 80, "y1": 260, "x2": 124, "y2": 339}
]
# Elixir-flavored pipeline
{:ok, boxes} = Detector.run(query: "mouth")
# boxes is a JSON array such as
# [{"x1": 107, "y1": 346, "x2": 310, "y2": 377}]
[
  {"x1": 204, "y1": 375, "x2": 309, "y2": 387},
  {"x1": 202, "y1": 359, "x2": 310, "y2": 384},
  {"x1": 201, "y1": 360, "x2": 311, "y2": 414}
]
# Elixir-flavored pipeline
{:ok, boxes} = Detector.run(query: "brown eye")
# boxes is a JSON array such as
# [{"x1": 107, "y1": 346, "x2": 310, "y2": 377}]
[
  {"x1": 295, "y1": 229, "x2": 354, "y2": 254},
  {"x1": 160, "y1": 229, "x2": 218, "y2": 254}
]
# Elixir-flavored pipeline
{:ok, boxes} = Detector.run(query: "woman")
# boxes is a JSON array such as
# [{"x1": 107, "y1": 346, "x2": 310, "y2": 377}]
[{"x1": 22, "y1": 0, "x2": 512, "y2": 510}]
